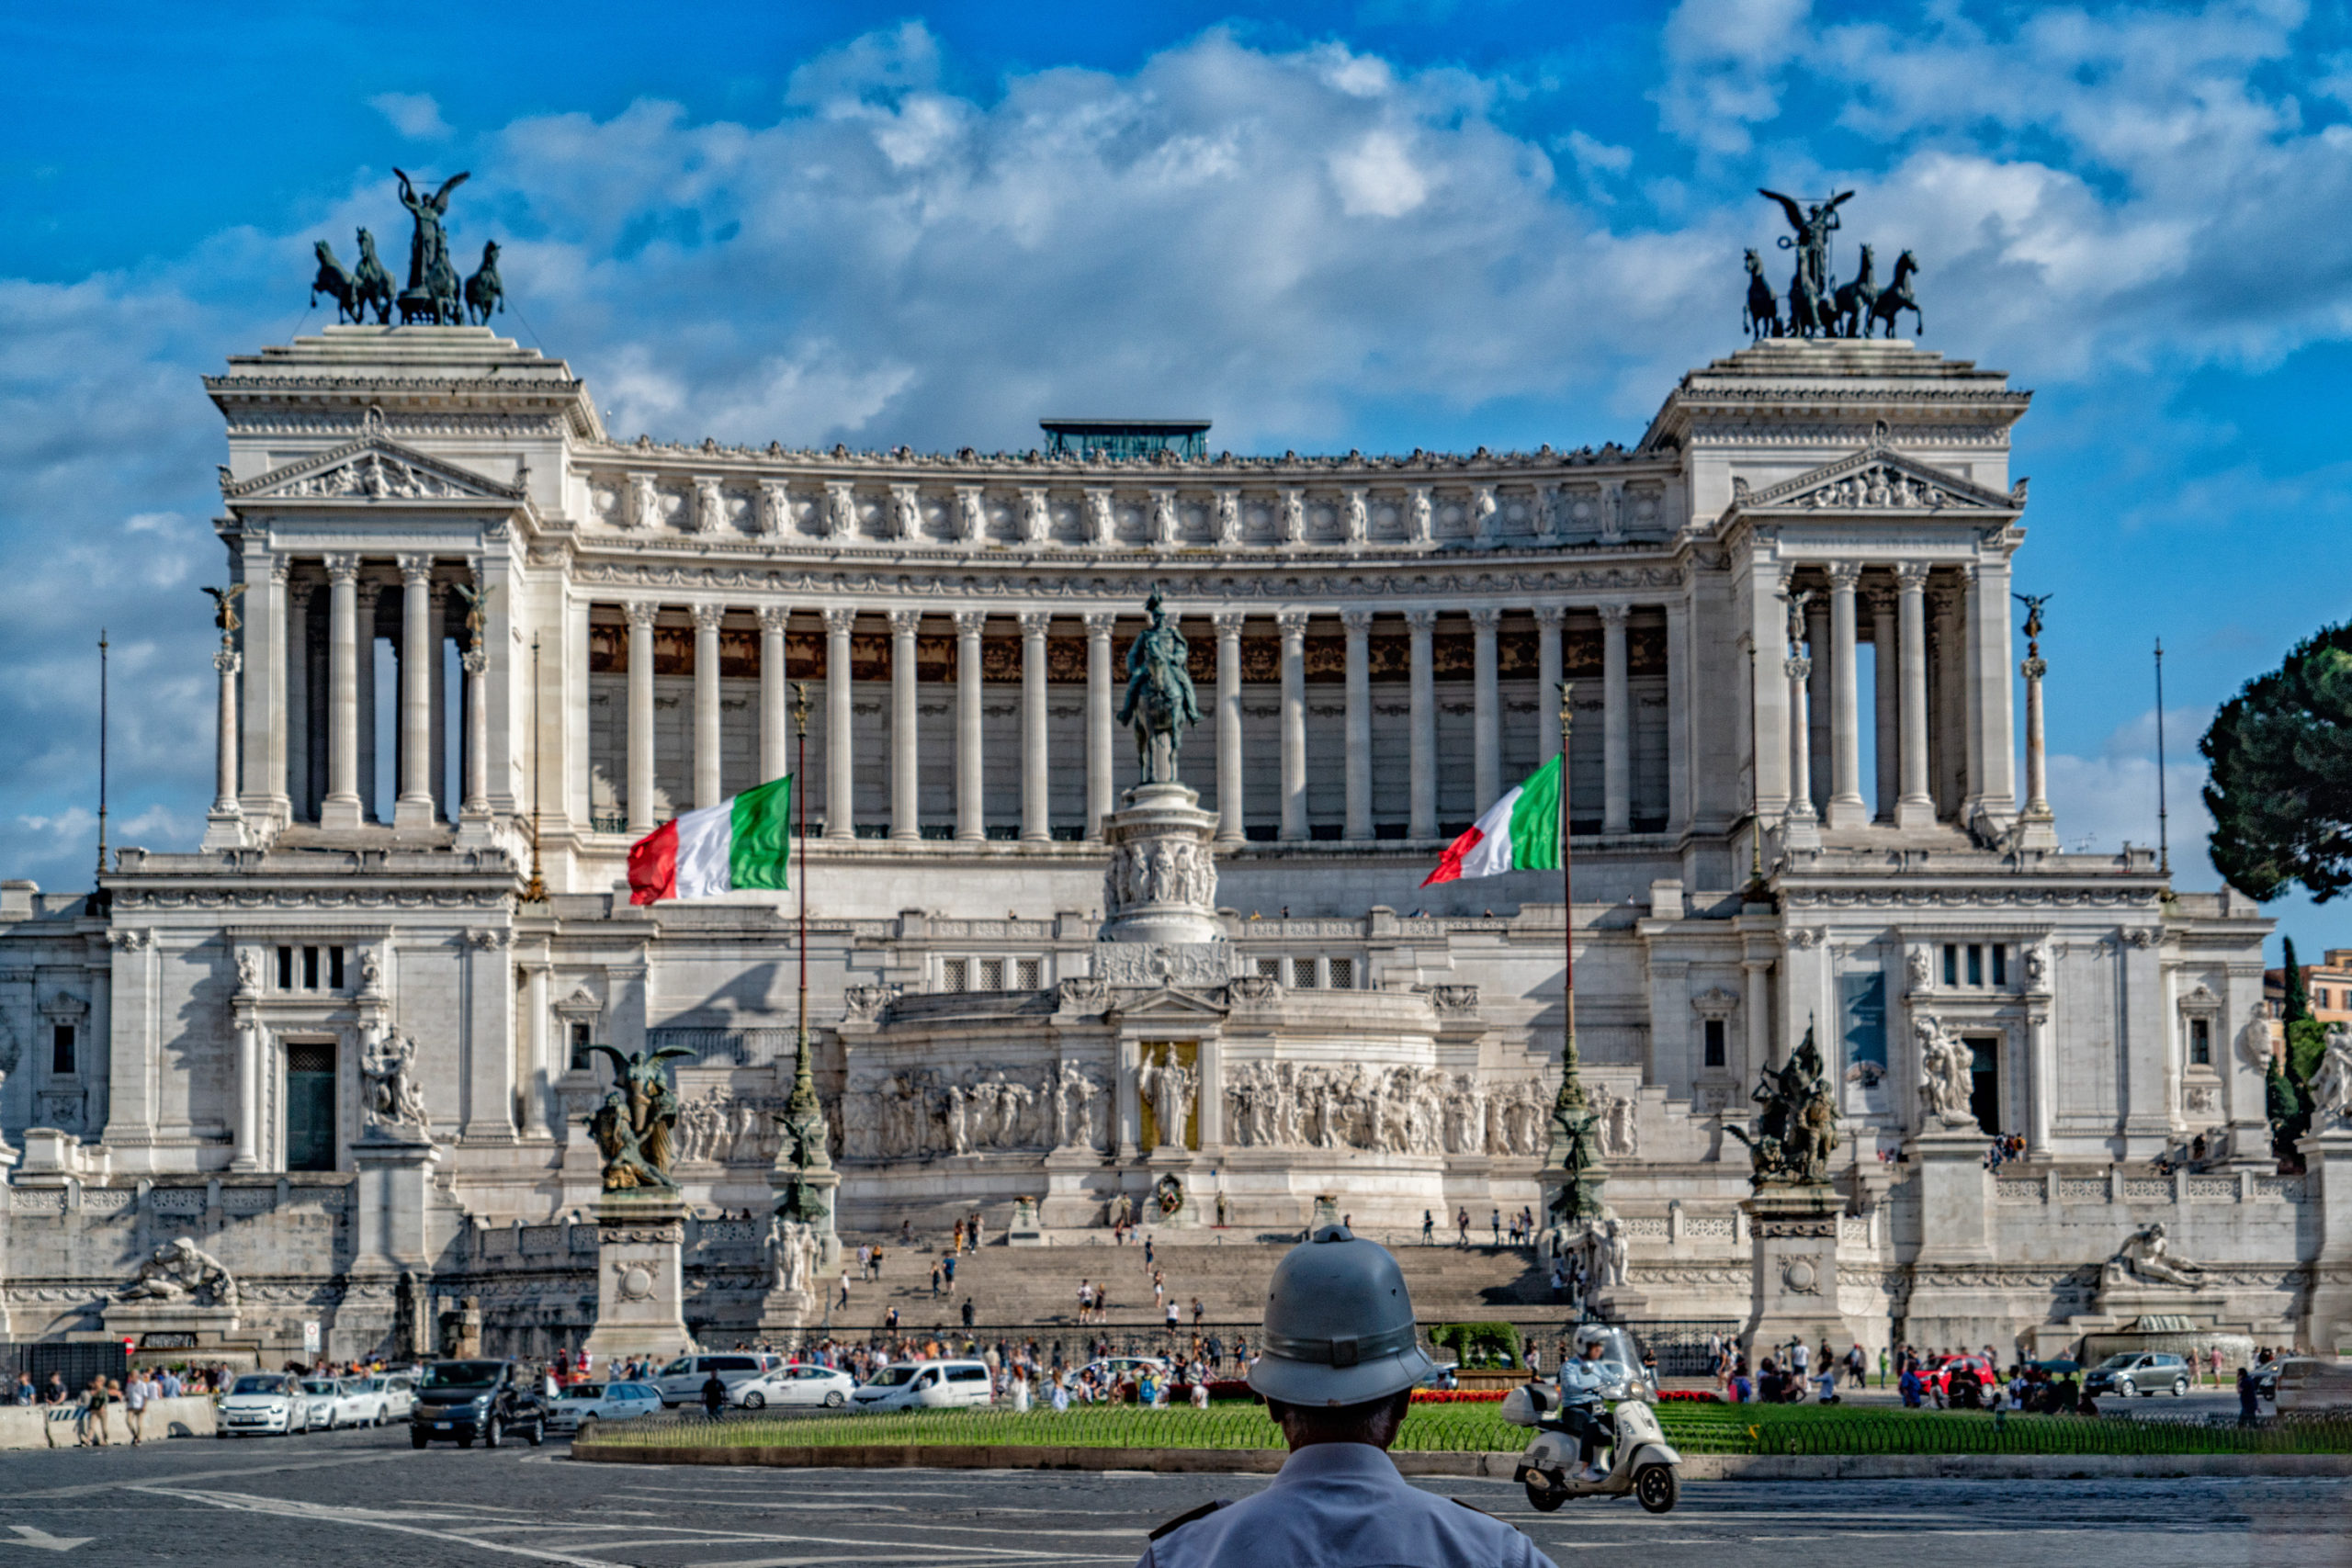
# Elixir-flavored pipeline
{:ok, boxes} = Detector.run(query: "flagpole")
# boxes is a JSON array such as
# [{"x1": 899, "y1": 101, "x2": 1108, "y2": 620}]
[
  {"x1": 792, "y1": 682, "x2": 810, "y2": 1056},
  {"x1": 95, "y1": 628, "x2": 109, "y2": 889},
  {"x1": 1557, "y1": 680, "x2": 1575, "y2": 1069}
]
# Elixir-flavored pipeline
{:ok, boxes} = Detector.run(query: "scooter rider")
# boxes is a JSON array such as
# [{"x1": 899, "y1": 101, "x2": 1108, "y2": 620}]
[
  {"x1": 1134, "y1": 1224, "x2": 1555, "y2": 1567},
  {"x1": 1552, "y1": 1325, "x2": 1619, "y2": 1483}
]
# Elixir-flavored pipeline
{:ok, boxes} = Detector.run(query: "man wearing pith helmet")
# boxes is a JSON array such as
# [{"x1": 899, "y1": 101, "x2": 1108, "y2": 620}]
[{"x1": 1134, "y1": 1224, "x2": 1556, "y2": 1567}]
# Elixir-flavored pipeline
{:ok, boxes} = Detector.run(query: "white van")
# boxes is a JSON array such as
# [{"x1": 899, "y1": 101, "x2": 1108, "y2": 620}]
[
  {"x1": 848, "y1": 1359, "x2": 993, "y2": 1413},
  {"x1": 650, "y1": 1353, "x2": 778, "y2": 1406}
]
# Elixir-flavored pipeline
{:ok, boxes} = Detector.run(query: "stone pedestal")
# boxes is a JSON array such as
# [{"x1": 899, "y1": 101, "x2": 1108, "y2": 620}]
[
  {"x1": 102, "y1": 1301, "x2": 241, "y2": 1350},
  {"x1": 2299, "y1": 1125, "x2": 2352, "y2": 1353},
  {"x1": 1737, "y1": 1184, "x2": 1854, "y2": 1361},
  {"x1": 351, "y1": 1124, "x2": 439, "y2": 1276},
  {"x1": 581, "y1": 1190, "x2": 695, "y2": 1364},
  {"x1": 1007, "y1": 1195, "x2": 1045, "y2": 1247},
  {"x1": 1098, "y1": 781, "x2": 1221, "y2": 946},
  {"x1": 1898, "y1": 1124, "x2": 2002, "y2": 1348}
]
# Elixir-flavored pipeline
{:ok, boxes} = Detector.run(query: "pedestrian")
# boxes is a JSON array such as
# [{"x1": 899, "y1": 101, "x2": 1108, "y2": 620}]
[
  {"x1": 931, "y1": 1258, "x2": 944, "y2": 1298},
  {"x1": 1421, "y1": 1210, "x2": 1434, "y2": 1245},
  {"x1": 1166, "y1": 1298, "x2": 1181, "y2": 1331},
  {"x1": 1456, "y1": 1207, "x2": 1470, "y2": 1248},
  {"x1": 1144, "y1": 1235, "x2": 1155, "y2": 1269},
  {"x1": 857, "y1": 1243, "x2": 872, "y2": 1280},
  {"x1": 1489, "y1": 1209, "x2": 1501, "y2": 1247},
  {"x1": 961, "y1": 1297, "x2": 976, "y2": 1329},
  {"x1": 838, "y1": 1269, "x2": 851, "y2": 1309},
  {"x1": 1878, "y1": 1346, "x2": 1890, "y2": 1388},
  {"x1": 944, "y1": 1253, "x2": 958, "y2": 1292},
  {"x1": 886, "y1": 1304, "x2": 901, "y2": 1332},
  {"x1": 701, "y1": 1369, "x2": 728, "y2": 1421},
  {"x1": 43, "y1": 1372, "x2": 65, "y2": 1406},
  {"x1": 2236, "y1": 1364, "x2": 2259, "y2": 1426},
  {"x1": 9, "y1": 1373, "x2": 29, "y2": 1405},
  {"x1": 124, "y1": 1371, "x2": 148, "y2": 1444},
  {"x1": 1192, "y1": 1296, "x2": 1204, "y2": 1329}
]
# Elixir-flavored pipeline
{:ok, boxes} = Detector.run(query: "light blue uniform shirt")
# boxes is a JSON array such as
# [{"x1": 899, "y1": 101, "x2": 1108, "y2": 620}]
[{"x1": 1135, "y1": 1442, "x2": 1556, "y2": 1568}]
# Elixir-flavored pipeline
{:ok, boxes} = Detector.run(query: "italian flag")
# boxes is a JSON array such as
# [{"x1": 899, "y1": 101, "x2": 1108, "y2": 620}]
[
  {"x1": 1420, "y1": 756, "x2": 1563, "y2": 886},
  {"x1": 627, "y1": 776, "x2": 792, "y2": 905}
]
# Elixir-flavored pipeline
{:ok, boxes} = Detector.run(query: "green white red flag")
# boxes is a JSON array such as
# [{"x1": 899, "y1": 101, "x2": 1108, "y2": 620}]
[
  {"x1": 1420, "y1": 756, "x2": 1562, "y2": 886},
  {"x1": 628, "y1": 776, "x2": 792, "y2": 904}
]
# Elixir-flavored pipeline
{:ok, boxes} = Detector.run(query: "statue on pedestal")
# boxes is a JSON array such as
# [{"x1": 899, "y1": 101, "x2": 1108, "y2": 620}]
[
  {"x1": 113, "y1": 1237, "x2": 238, "y2": 1309},
  {"x1": 1727, "y1": 1024, "x2": 1838, "y2": 1186},
  {"x1": 362, "y1": 1032, "x2": 431, "y2": 1136},
  {"x1": 1915, "y1": 1015, "x2": 1978, "y2": 1129},
  {"x1": 2311, "y1": 1021, "x2": 2352, "y2": 1131},
  {"x1": 585, "y1": 1044, "x2": 693, "y2": 1190},
  {"x1": 2103, "y1": 1221, "x2": 2206, "y2": 1291},
  {"x1": 1115, "y1": 590, "x2": 1200, "y2": 784}
]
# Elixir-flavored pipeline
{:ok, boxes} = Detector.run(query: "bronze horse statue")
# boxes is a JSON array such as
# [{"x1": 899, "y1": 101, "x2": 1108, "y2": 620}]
[
  {"x1": 1742, "y1": 249, "x2": 1781, "y2": 342},
  {"x1": 310, "y1": 241, "x2": 359, "y2": 322},
  {"x1": 1832, "y1": 244, "x2": 1879, "y2": 338},
  {"x1": 1786, "y1": 258, "x2": 1832, "y2": 338},
  {"x1": 464, "y1": 241, "x2": 504, "y2": 325},
  {"x1": 1869, "y1": 251, "x2": 1922, "y2": 338},
  {"x1": 352, "y1": 229, "x2": 397, "y2": 324}
]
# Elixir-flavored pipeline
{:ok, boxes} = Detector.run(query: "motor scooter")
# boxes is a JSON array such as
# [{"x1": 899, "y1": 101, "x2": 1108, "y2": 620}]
[{"x1": 1499, "y1": 1376, "x2": 1682, "y2": 1514}]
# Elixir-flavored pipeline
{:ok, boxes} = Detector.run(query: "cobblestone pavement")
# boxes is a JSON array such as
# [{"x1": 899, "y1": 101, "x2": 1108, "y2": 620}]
[{"x1": 0, "y1": 1427, "x2": 2341, "y2": 1567}]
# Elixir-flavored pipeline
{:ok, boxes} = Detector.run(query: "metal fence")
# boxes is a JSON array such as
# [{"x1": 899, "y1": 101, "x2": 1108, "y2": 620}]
[{"x1": 4, "y1": 1342, "x2": 128, "y2": 1394}]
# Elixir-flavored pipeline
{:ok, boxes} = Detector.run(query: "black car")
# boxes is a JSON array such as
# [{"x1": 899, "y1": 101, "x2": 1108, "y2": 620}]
[{"x1": 410, "y1": 1359, "x2": 547, "y2": 1449}]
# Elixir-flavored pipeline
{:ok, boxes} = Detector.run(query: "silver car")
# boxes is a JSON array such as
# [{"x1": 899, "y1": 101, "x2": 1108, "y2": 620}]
[{"x1": 2086, "y1": 1351, "x2": 2191, "y2": 1398}]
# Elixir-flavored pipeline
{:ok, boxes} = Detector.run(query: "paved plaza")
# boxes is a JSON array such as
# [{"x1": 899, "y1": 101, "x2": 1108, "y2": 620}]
[{"x1": 0, "y1": 1428, "x2": 2339, "y2": 1567}]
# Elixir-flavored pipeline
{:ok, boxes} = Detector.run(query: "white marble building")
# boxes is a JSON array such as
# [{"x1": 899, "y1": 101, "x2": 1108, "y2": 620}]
[{"x1": 2, "y1": 323, "x2": 2339, "y2": 1362}]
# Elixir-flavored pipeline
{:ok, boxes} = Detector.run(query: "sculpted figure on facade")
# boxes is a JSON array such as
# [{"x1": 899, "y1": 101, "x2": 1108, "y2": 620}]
[
  {"x1": 2023, "y1": 942, "x2": 2050, "y2": 990},
  {"x1": 235, "y1": 949, "x2": 262, "y2": 996},
  {"x1": 846, "y1": 1064, "x2": 1080, "y2": 1159},
  {"x1": 1914, "y1": 1015, "x2": 1976, "y2": 1128},
  {"x1": 2310, "y1": 1021, "x2": 2352, "y2": 1130},
  {"x1": 114, "y1": 1236, "x2": 239, "y2": 1310},
  {"x1": 2104, "y1": 1221, "x2": 2205, "y2": 1291},
  {"x1": 1139, "y1": 1055, "x2": 1197, "y2": 1149},
  {"x1": 767, "y1": 1216, "x2": 816, "y2": 1298},
  {"x1": 1905, "y1": 946, "x2": 1933, "y2": 994},
  {"x1": 361, "y1": 1032, "x2": 431, "y2": 1135},
  {"x1": 2240, "y1": 1005, "x2": 2279, "y2": 1074},
  {"x1": 1728, "y1": 1026, "x2": 1838, "y2": 1185},
  {"x1": 672, "y1": 1090, "x2": 784, "y2": 1165}
]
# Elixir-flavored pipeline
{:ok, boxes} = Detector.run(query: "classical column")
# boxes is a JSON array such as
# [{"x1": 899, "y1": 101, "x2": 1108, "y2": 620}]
[
  {"x1": 693, "y1": 604, "x2": 725, "y2": 809},
  {"x1": 955, "y1": 611, "x2": 985, "y2": 842},
  {"x1": 392, "y1": 557, "x2": 435, "y2": 829},
  {"x1": 523, "y1": 961, "x2": 552, "y2": 1140},
  {"x1": 1214, "y1": 613, "x2": 1245, "y2": 845},
  {"x1": 1342, "y1": 610, "x2": 1372, "y2": 840},
  {"x1": 1804, "y1": 595, "x2": 1830, "y2": 814},
  {"x1": 265, "y1": 561, "x2": 289, "y2": 822},
  {"x1": 231, "y1": 1007, "x2": 258, "y2": 1172},
  {"x1": 202, "y1": 641, "x2": 246, "y2": 850},
  {"x1": 1826, "y1": 562, "x2": 1867, "y2": 829},
  {"x1": 1894, "y1": 564, "x2": 1935, "y2": 829},
  {"x1": 758, "y1": 606, "x2": 789, "y2": 785},
  {"x1": 1471, "y1": 608, "x2": 1501, "y2": 811},
  {"x1": 1600, "y1": 603, "x2": 1632, "y2": 835},
  {"x1": 1784, "y1": 630, "x2": 1819, "y2": 850},
  {"x1": 285, "y1": 582, "x2": 312, "y2": 818},
  {"x1": 461, "y1": 649, "x2": 489, "y2": 816},
  {"x1": 1535, "y1": 606, "x2": 1565, "y2": 762},
  {"x1": 2018, "y1": 613, "x2": 2058, "y2": 850},
  {"x1": 1664, "y1": 597, "x2": 1691, "y2": 834},
  {"x1": 823, "y1": 608, "x2": 855, "y2": 840},
  {"x1": 1020, "y1": 613, "x2": 1051, "y2": 842},
  {"x1": 356, "y1": 579, "x2": 380, "y2": 822},
  {"x1": 321, "y1": 555, "x2": 363, "y2": 829},
  {"x1": 239, "y1": 552, "x2": 281, "y2": 824},
  {"x1": 888, "y1": 609, "x2": 921, "y2": 841},
  {"x1": 1959, "y1": 564, "x2": 1985, "y2": 823},
  {"x1": 1972, "y1": 552, "x2": 2018, "y2": 819},
  {"x1": 1407, "y1": 610, "x2": 1436, "y2": 840},
  {"x1": 1743, "y1": 957, "x2": 1774, "y2": 1075},
  {"x1": 1085, "y1": 613, "x2": 1115, "y2": 838},
  {"x1": 1277, "y1": 612, "x2": 1307, "y2": 841},
  {"x1": 428, "y1": 582, "x2": 450, "y2": 823},
  {"x1": 625, "y1": 602, "x2": 658, "y2": 834},
  {"x1": 1869, "y1": 585, "x2": 1898, "y2": 823}
]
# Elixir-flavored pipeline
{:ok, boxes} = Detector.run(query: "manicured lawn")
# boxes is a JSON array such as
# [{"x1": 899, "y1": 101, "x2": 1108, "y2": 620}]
[{"x1": 578, "y1": 1401, "x2": 2352, "y2": 1457}]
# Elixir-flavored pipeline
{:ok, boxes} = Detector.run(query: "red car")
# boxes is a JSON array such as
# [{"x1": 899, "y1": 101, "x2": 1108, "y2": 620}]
[{"x1": 1924, "y1": 1354, "x2": 1997, "y2": 1404}]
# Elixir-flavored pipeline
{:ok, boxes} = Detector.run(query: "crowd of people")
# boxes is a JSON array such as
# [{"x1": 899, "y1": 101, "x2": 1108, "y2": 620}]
[{"x1": 4, "y1": 1364, "x2": 225, "y2": 1447}]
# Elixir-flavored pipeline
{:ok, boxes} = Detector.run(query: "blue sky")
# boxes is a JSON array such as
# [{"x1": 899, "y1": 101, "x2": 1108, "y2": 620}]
[{"x1": 4, "y1": 0, "x2": 2349, "y2": 956}]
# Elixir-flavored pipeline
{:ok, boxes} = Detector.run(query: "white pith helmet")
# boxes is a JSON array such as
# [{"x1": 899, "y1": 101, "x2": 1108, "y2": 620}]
[{"x1": 1247, "y1": 1224, "x2": 1435, "y2": 1406}]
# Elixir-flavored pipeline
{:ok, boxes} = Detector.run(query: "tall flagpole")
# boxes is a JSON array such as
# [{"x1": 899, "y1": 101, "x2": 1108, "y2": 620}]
[
  {"x1": 1558, "y1": 680, "x2": 1575, "y2": 1065},
  {"x1": 95, "y1": 628, "x2": 109, "y2": 888},
  {"x1": 795, "y1": 681, "x2": 809, "y2": 1047}
]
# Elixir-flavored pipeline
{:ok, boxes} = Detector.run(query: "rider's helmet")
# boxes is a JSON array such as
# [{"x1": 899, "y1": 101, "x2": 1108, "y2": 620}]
[
  {"x1": 1573, "y1": 1324, "x2": 1611, "y2": 1355},
  {"x1": 1247, "y1": 1224, "x2": 1435, "y2": 1407}
]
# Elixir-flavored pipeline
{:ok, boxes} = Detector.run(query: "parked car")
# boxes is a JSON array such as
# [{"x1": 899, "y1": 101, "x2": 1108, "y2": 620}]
[
  {"x1": 2271, "y1": 1358, "x2": 2352, "y2": 1414},
  {"x1": 300, "y1": 1377, "x2": 391, "y2": 1429},
  {"x1": 217, "y1": 1371, "x2": 312, "y2": 1438},
  {"x1": 848, "y1": 1359, "x2": 993, "y2": 1412},
  {"x1": 1926, "y1": 1354, "x2": 1999, "y2": 1405},
  {"x1": 732, "y1": 1363, "x2": 854, "y2": 1410},
  {"x1": 2086, "y1": 1351, "x2": 2191, "y2": 1398},
  {"x1": 650, "y1": 1352, "x2": 777, "y2": 1406},
  {"x1": 410, "y1": 1359, "x2": 547, "y2": 1449},
  {"x1": 366, "y1": 1372, "x2": 417, "y2": 1422},
  {"x1": 546, "y1": 1380, "x2": 666, "y2": 1434}
]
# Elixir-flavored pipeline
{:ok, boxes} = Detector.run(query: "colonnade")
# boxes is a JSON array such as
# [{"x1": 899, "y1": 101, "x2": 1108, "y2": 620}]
[{"x1": 589, "y1": 601, "x2": 1682, "y2": 844}]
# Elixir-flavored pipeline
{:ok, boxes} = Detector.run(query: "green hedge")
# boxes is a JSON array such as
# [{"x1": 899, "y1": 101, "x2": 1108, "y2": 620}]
[{"x1": 1428, "y1": 1322, "x2": 1524, "y2": 1369}]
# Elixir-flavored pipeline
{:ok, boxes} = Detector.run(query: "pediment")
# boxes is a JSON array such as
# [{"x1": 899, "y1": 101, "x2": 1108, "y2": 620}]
[
  {"x1": 1109, "y1": 986, "x2": 1230, "y2": 1021},
  {"x1": 1731, "y1": 445, "x2": 2021, "y2": 516},
  {"x1": 223, "y1": 433, "x2": 526, "y2": 506}
]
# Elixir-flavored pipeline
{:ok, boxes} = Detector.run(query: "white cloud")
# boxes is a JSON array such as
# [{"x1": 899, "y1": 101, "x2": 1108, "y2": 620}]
[
  {"x1": 1329, "y1": 130, "x2": 1431, "y2": 217},
  {"x1": 369, "y1": 92, "x2": 452, "y2": 141},
  {"x1": 2043, "y1": 706, "x2": 2214, "y2": 871}
]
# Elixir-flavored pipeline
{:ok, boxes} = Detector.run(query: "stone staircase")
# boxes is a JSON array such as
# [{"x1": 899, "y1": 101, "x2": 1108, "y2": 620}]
[{"x1": 820, "y1": 1229, "x2": 1558, "y2": 1336}]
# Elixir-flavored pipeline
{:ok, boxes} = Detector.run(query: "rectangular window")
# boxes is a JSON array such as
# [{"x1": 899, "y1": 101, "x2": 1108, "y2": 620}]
[
  {"x1": 978, "y1": 958, "x2": 1003, "y2": 992},
  {"x1": 1292, "y1": 959, "x2": 1317, "y2": 990},
  {"x1": 1990, "y1": 945, "x2": 2007, "y2": 987},
  {"x1": 302, "y1": 946, "x2": 321, "y2": 990},
  {"x1": 942, "y1": 959, "x2": 968, "y2": 993},
  {"x1": 329, "y1": 947, "x2": 345, "y2": 989},
  {"x1": 50, "y1": 1024, "x2": 74, "y2": 1076},
  {"x1": 1966, "y1": 945, "x2": 1984, "y2": 987},
  {"x1": 1256, "y1": 958, "x2": 1282, "y2": 982},
  {"x1": 1015, "y1": 958, "x2": 1041, "y2": 991},
  {"x1": 277, "y1": 946, "x2": 293, "y2": 990},
  {"x1": 1703, "y1": 1018, "x2": 1726, "y2": 1068},
  {"x1": 1328, "y1": 957, "x2": 1355, "y2": 990},
  {"x1": 2189, "y1": 1018, "x2": 2211, "y2": 1066},
  {"x1": 1943, "y1": 945, "x2": 1958, "y2": 987},
  {"x1": 569, "y1": 1022, "x2": 593, "y2": 1072}
]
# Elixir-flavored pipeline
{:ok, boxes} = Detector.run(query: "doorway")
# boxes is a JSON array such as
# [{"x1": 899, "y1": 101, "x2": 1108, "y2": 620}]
[
  {"x1": 1965, "y1": 1035, "x2": 2002, "y2": 1135},
  {"x1": 285, "y1": 1042, "x2": 338, "y2": 1172}
]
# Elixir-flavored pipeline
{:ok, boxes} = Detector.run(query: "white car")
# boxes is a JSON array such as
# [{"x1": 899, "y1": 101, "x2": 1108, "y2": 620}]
[
  {"x1": 218, "y1": 1372, "x2": 312, "y2": 1438},
  {"x1": 300, "y1": 1377, "x2": 389, "y2": 1429},
  {"x1": 547, "y1": 1380, "x2": 666, "y2": 1434},
  {"x1": 731, "y1": 1363, "x2": 854, "y2": 1410},
  {"x1": 847, "y1": 1359, "x2": 993, "y2": 1413},
  {"x1": 363, "y1": 1373, "x2": 418, "y2": 1421}
]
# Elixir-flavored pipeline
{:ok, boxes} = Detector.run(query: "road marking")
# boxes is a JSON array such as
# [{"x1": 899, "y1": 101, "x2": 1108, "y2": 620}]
[
  {"x1": 8, "y1": 1450, "x2": 424, "y2": 1501},
  {"x1": 1, "y1": 1527, "x2": 90, "y2": 1553},
  {"x1": 130, "y1": 1487, "x2": 628, "y2": 1568}
]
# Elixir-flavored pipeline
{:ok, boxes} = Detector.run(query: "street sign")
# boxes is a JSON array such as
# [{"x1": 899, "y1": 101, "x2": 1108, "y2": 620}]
[{"x1": 301, "y1": 1320, "x2": 321, "y2": 1355}]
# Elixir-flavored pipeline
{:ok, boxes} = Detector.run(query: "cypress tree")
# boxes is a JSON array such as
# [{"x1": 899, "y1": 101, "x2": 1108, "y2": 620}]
[{"x1": 2282, "y1": 936, "x2": 2312, "y2": 1023}]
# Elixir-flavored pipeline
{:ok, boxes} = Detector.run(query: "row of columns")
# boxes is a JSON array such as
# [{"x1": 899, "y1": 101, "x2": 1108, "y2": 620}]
[{"x1": 605, "y1": 602, "x2": 1679, "y2": 843}]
